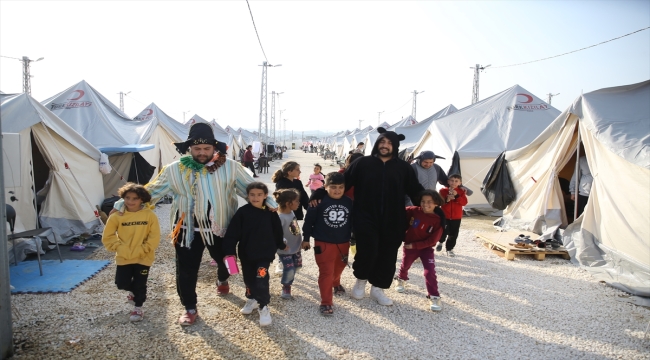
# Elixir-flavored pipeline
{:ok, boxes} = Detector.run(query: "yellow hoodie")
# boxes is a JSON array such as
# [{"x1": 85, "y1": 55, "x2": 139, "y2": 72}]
[{"x1": 102, "y1": 208, "x2": 161, "y2": 266}]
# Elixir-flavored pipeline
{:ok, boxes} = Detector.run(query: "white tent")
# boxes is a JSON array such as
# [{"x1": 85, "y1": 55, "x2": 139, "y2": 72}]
[
  {"x1": 410, "y1": 85, "x2": 560, "y2": 212},
  {"x1": 496, "y1": 80, "x2": 650, "y2": 296},
  {"x1": 41, "y1": 80, "x2": 155, "y2": 197},
  {"x1": 393, "y1": 116, "x2": 437, "y2": 159},
  {"x1": 134, "y1": 103, "x2": 187, "y2": 174},
  {"x1": 425, "y1": 104, "x2": 458, "y2": 121},
  {"x1": 2, "y1": 93, "x2": 105, "y2": 239}
]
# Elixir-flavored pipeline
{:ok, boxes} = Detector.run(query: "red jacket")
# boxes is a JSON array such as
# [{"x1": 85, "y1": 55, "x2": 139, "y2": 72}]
[
  {"x1": 243, "y1": 150, "x2": 254, "y2": 163},
  {"x1": 440, "y1": 186, "x2": 467, "y2": 220},
  {"x1": 403, "y1": 206, "x2": 444, "y2": 250}
]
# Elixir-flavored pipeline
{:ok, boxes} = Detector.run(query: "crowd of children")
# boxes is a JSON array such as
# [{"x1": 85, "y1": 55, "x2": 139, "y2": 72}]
[{"x1": 103, "y1": 156, "x2": 469, "y2": 326}]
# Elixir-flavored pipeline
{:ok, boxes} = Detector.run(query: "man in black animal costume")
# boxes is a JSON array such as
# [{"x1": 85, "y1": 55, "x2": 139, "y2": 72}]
[{"x1": 345, "y1": 127, "x2": 424, "y2": 305}]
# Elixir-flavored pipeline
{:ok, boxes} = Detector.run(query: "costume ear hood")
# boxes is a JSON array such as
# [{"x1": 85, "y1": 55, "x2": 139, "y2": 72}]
[{"x1": 371, "y1": 127, "x2": 405, "y2": 158}]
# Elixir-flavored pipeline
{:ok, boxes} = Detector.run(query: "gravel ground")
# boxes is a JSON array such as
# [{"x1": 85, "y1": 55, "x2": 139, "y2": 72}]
[{"x1": 9, "y1": 150, "x2": 650, "y2": 359}]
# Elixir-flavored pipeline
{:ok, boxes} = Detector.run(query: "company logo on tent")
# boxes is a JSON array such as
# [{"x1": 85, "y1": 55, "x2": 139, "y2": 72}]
[
  {"x1": 134, "y1": 109, "x2": 154, "y2": 121},
  {"x1": 507, "y1": 93, "x2": 549, "y2": 112},
  {"x1": 50, "y1": 90, "x2": 92, "y2": 110},
  {"x1": 189, "y1": 118, "x2": 196, "y2": 125}
]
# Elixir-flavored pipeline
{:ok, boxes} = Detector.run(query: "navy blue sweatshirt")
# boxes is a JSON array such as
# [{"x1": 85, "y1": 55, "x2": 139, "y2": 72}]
[
  {"x1": 302, "y1": 195, "x2": 353, "y2": 244},
  {"x1": 223, "y1": 204, "x2": 285, "y2": 262}
]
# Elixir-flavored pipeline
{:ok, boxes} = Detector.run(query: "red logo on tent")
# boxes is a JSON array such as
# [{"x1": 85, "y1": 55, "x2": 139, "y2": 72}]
[
  {"x1": 68, "y1": 90, "x2": 84, "y2": 101},
  {"x1": 134, "y1": 109, "x2": 154, "y2": 121},
  {"x1": 516, "y1": 94, "x2": 533, "y2": 103}
]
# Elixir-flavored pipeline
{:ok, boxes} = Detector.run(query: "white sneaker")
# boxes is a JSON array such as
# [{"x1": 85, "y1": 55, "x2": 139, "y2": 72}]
[
  {"x1": 370, "y1": 286, "x2": 393, "y2": 306},
  {"x1": 275, "y1": 261, "x2": 283, "y2": 276},
  {"x1": 240, "y1": 299, "x2": 258, "y2": 315},
  {"x1": 351, "y1": 279, "x2": 367, "y2": 299},
  {"x1": 129, "y1": 307, "x2": 143, "y2": 322},
  {"x1": 395, "y1": 278, "x2": 406, "y2": 293},
  {"x1": 258, "y1": 306, "x2": 272, "y2": 326},
  {"x1": 428, "y1": 296, "x2": 442, "y2": 312}
]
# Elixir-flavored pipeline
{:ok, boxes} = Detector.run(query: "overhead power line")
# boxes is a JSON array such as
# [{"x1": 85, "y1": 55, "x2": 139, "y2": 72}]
[
  {"x1": 245, "y1": 0, "x2": 268, "y2": 62},
  {"x1": 491, "y1": 26, "x2": 650, "y2": 69}
]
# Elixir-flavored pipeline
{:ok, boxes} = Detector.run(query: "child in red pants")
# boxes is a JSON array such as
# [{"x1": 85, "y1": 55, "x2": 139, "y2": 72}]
[
  {"x1": 394, "y1": 189, "x2": 445, "y2": 312},
  {"x1": 302, "y1": 172, "x2": 353, "y2": 316}
]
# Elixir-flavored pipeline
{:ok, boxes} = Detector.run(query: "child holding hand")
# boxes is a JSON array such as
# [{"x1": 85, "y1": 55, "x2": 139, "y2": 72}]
[
  {"x1": 102, "y1": 183, "x2": 161, "y2": 322},
  {"x1": 394, "y1": 190, "x2": 445, "y2": 312},
  {"x1": 223, "y1": 182, "x2": 287, "y2": 327},
  {"x1": 273, "y1": 188, "x2": 303, "y2": 299}
]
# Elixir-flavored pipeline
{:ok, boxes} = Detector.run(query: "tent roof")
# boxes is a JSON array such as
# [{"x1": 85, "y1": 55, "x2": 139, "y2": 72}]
[
  {"x1": 2, "y1": 93, "x2": 102, "y2": 160},
  {"x1": 575, "y1": 80, "x2": 649, "y2": 168},
  {"x1": 41, "y1": 80, "x2": 155, "y2": 150},
  {"x1": 420, "y1": 104, "x2": 458, "y2": 122},
  {"x1": 388, "y1": 115, "x2": 417, "y2": 130},
  {"x1": 420, "y1": 85, "x2": 560, "y2": 157},
  {"x1": 134, "y1": 103, "x2": 187, "y2": 142}
]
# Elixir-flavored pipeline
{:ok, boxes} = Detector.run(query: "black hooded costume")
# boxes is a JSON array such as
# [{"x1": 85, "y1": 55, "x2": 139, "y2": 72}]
[{"x1": 344, "y1": 127, "x2": 424, "y2": 288}]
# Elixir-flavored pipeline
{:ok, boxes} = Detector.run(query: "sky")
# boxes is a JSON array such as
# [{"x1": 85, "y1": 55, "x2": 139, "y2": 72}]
[{"x1": 1, "y1": 1, "x2": 649, "y2": 134}]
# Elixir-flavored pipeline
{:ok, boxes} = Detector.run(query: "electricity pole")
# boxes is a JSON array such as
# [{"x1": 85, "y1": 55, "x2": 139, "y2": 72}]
[
  {"x1": 283, "y1": 119, "x2": 287, "y2": 147},
  {"x1": 546, "y1": 92, "x2": 560, "y2": 105},
  {"x1": 258, "y1": 62, "x2": 281, "y2": 142},
  {"x1": 411, "y1": 90, "x2": 424, "y2": 121},
  {"x1": 118, "y1": 91, "x2": 131, "y2": 112},
  {"x1": 182, "y1": 110, "x2": 191, "y2": 123},
  {"x1": 270, "y1": 91, "x2": 276, "y2": 143},
  {"x1": 470, "y1": 64, "x2": 491, "y2": 104},
  {"x1": 358, "y1": 119, "x2": 364, "y2": 129},
  {"x1": 377, "y1": 111, "x2": 385, "y2": 127},
  {"x1": 0, "y1": 55, "x2": 45, "y2": 95}
]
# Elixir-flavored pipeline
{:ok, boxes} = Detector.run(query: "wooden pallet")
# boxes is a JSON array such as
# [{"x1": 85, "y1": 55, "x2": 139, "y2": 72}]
[{"x1": 476, "y1": 231, "x2": 570, "y2": 261}]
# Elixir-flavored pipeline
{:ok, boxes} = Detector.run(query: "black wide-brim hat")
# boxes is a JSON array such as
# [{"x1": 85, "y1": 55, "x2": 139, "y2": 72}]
[{"x1": 174, "y1": 122, "x2": 228, "y2": 155}]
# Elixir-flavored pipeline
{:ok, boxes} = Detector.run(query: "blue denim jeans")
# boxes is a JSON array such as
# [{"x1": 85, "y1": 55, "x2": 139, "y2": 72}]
[{"x1": 279, "y1": 252, "x2": 302, "y2": 285}]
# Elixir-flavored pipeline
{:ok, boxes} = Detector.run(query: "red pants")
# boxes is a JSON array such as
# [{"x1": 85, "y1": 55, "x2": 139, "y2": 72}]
[{"x1": 315, "y1": 240, "x2": 350, "y2": 306}]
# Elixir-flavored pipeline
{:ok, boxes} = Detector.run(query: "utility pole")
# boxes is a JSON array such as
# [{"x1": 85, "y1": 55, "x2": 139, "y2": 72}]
[
  {"x1": 358, "y1": 119, "x2": 364, "y2": 129},
  {"x1": 546, "y1": 92, "x2": 560, "y2": 105},
  {"x1": 182, "y1": 110, "x2": 191, "y2": 123},
  {"x1": 377, "y1": 111, "x2": 385, "y2": 127},
  {"x1": 258, "y1": 62, "x2": 281, "y2": 142},
  {"x1": 411, "y1": 90, "x2": 424, "y2": 120},
  {"x1": 274, "y1": 92, "x2": 284, "y2": 143},
  {"x1": 118, "y1": 91, "x2": 131, "y2": 112},
  {"x1": 270, "y1": 91, "x2": 276, "y2": 143},
  {"x1": 283, "y1": 119, "x2": 287, "y2": 147},
  {"x1": 470, "y1": 64, "x2": 491, "y2": 104},
  {"x1": 0, "y1": 111, "x2": 14, "y2": 359}
]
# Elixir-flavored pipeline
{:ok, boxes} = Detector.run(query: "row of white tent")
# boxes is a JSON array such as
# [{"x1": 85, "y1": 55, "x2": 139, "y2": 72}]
[
  {"x1": 1, "y1": 80, "x2": 264, "y2": 240},
  {"x1": 322, "y1": 80, "x2": 649, "y2": 296}
]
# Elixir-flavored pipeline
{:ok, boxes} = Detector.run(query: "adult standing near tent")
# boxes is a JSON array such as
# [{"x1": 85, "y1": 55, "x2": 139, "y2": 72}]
[
  {"x1": 343, "y1": 127, "x2": 423, "y2": 306},
  {"x1": 569, "y1": 151, "x2": 592, "y2": 218},
  {"x1": 407, "y1": 150, "x2": 473, "y2": 206},
  {"x1": 243, "y1": 145, "x2": 259, "y2": 178},
  {"x1": 112, "y1": 123, "x2": 277, "y2": 326}
]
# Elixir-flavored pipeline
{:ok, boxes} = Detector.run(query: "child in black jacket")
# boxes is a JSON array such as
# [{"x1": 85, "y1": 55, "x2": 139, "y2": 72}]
[{"x1": 223, "y1": 182, "x2": 287, "y2": 327}]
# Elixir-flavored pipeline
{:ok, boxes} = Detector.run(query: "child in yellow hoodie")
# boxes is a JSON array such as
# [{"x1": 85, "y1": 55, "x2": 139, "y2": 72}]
[{"x1": 102, "y1": 183, "x2": 161, "y2": 322}]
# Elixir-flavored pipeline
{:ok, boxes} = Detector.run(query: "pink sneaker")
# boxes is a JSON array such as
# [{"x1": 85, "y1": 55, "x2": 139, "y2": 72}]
[
  {"x1": 179, "y1": 310, "x2": 198, "y2": 326},
  {"x1": 209, "y1": 259, "x2": 217, "y2": 266},
  {"x1": 129, "y1": 308, "x2": 143, "y2": 322}
]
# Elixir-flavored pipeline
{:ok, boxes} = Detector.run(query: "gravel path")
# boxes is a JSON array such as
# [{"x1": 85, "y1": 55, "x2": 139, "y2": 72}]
[{"x1": 9, "y1": 151, "x2": 650, "y2": 359}]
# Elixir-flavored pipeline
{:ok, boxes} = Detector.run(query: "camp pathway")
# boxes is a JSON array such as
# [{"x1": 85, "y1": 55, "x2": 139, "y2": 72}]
[{"x1": 8, "y1": 150, "x2": 650, "y2": 359}]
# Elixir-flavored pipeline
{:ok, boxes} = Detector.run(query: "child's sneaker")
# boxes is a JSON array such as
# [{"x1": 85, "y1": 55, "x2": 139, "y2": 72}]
[
  {"x1": 179, "y1": 309, "x2": 198, "y2": 326},
  {"x1": 428, "y1": 295, "x2": 442, "y2": 312},
  {"x1": 281, "y1": 285, "x2": 292, "y2": 299},
  {"x1": 240, "y1": 299, "x2": 258, "y2": 314},
  {"x1": 258, "y1": 306, "x2": 272, "y2": 326},
  {"x1": 435, "y1": 243, "x2": 443, "y2": 252},
  {"x1": 126, "y1": 292, "x2": 135, "y2": 305},
  {"x1": 129, "y1": 307, "x2": 144, "y2": 322},
  {"x1": 447, "y1": 250, "x2": 455, "y2": 257},
  {"x1": 333, "y1": 285, "x2": 346, "y2": 296},
  {"x1": 209, "y1": 259, "x2": 217, "y2": 266},
  {"x1": 394, "y1": 278, "x2": 406, "y2": 293},
  {"x1": 216, "y1": 281, "x2": 229, "y2": 296}
]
